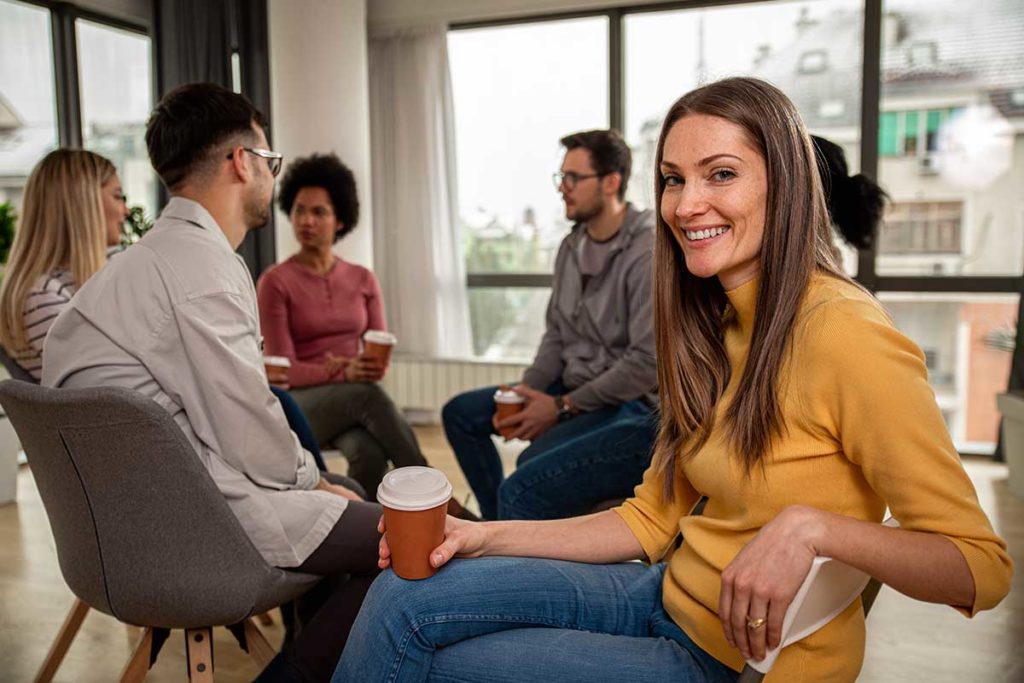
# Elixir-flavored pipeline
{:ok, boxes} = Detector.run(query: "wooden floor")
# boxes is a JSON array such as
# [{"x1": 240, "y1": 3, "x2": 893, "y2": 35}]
[{"x1": 0, "y1": 426, "x2": 1020, "y2": 682}]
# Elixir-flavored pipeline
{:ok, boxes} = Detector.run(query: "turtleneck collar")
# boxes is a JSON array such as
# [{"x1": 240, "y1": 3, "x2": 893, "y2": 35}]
[{"x1": 724, "y1": 276, "x2": 759, "y2": 334}]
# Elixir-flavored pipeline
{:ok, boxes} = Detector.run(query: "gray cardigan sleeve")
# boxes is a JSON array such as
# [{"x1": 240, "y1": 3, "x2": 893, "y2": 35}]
[{"x1": 565, "y1": 251, "x2": 656, "y2": 412}]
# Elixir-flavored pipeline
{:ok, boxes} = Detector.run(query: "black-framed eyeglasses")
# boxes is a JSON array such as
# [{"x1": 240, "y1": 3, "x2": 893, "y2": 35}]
[
  {"x1": 552, "y1": 170, "x2": 604, "y2": 191},
  {"x1": 227, "y1": 147, "x2": 284, "y2": 177}
]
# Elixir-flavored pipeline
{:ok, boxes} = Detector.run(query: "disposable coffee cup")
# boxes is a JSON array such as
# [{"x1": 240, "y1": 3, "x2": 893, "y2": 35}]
[
  {"x1": 362, "y1": 330, "x2": 397, "y2": 365},
  {"x1": 377, "y1": 466, "x2": 452, "y2": 580},
  {"x1": 263, "y1": 355, "x2": 291, "y2": 385},
  {"x1": 493, "y1": 389, "x2": 526, "y2": 439}
]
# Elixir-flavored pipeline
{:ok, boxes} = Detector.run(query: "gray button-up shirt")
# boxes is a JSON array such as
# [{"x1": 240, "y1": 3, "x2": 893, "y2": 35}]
[{"x1": 42, "y1": 197, "x2": 346, "y2": 567}]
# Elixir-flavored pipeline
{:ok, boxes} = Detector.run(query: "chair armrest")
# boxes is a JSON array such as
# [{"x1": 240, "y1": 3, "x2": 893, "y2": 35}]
[{"x1": 743, "y1": 517, "x2": 898, "y2": 674}]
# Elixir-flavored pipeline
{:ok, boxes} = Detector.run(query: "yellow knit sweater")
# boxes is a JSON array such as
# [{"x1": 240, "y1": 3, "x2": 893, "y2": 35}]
[{"x1": 615, "y1": 273, "x2": 1012, "y2": 681}]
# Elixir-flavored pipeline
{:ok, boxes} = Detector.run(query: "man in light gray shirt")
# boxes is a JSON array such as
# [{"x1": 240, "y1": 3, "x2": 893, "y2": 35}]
[
  {"x1": 43, "y1": 83, "x2": 379, "y2": 683},
  {"x1": 443, "y1": 129, "x2": 658, "y2": 521}
]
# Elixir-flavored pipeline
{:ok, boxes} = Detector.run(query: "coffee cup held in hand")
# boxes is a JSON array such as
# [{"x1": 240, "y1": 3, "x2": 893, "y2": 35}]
[
  {"x1": 362, "y1": 330, "x2": 397, "y2": 366},
  {"x1": 263, "y1": 355, "x2": 291, "y2": 386},
  {"x1": 493, "y1": 388, "x2": 526, "y2": 439},
  {"x1": 377, "y1": 466, "x2": 452, "y2": 580}
]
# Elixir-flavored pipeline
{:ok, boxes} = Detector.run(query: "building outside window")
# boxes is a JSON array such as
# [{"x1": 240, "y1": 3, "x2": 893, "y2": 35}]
[
  {"x1": 448, "y1": 17, "x2": 609, "y2": 358},
  {"x1": 0, "y1": 0, "x2": 58, "y2": 208}
]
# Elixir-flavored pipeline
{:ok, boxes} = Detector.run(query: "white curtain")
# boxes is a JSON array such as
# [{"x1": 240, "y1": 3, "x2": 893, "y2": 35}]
[{"x1": 369, "y1": 25, "x2": 472, "y2": 359}]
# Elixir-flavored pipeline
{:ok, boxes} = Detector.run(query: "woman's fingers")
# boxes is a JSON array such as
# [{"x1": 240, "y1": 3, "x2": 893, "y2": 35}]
[
  {"x1": 765, "y1": 599, "x2": 784, "y2": 653},
  {"x1": 746, "y1": 594, "x2": 770, "y2": 661},
  {"x1": 718, "y1": 572, "x2": 735, "y2": 648},
  {"x1": 429, "y1": 530, "x2": 466, "y2": 568},
  {"x1": 377, "y1": 533, "x2": 391, "y2": 569},
  {"x1": 729, "y1": 579, "x2": 753, "y2": 660}
]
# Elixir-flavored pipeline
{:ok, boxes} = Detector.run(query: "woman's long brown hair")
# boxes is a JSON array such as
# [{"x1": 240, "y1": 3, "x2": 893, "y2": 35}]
[{"x1": 652, "y1": 77, "x2": 852, "y2": 500}]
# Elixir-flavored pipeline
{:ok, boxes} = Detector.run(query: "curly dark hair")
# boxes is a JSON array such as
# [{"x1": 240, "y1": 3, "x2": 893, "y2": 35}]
[{"x1": 277, "y1": 153, "x2": 359, "y2": 242}]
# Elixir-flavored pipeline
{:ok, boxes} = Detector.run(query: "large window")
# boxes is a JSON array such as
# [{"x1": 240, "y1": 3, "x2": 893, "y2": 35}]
[
  {"x1": 77, "y1": 19, "x2": 156, "y2": 221},
  {"x1": 0, "y1": 0, "x2": 58, "y2": 207},
  {"x1": 877, "y1": 0, "x2": 1024, "y2": 278},
  {"x1": 446, "y1": 2, "x2": 1024, "y2": 456},
  {"x1": 879, "y1": 292, "x2": 1017, "y2": 453},
  {"x1": 624, "y1": 0, "x2": 864, "y2": 275},
  {"x1": 449, "y1": 17, "x2": 609, "y2": 357}
]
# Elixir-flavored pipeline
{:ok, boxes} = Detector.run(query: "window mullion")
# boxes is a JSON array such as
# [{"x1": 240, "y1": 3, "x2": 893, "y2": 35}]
[{"x1": 50, "y1": 3, "x2": 83, "y2": 148}]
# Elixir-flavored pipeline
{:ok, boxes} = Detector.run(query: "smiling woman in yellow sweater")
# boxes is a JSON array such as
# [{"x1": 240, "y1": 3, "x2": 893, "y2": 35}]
[{"x1": 331, "y1": 78, "x2": 1012, "y2": 683}]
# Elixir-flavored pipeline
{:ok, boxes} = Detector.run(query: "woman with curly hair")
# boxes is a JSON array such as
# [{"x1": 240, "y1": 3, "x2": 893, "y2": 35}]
[{"x1": 257, "y1": 153, "x2": 462, "y2": 508}]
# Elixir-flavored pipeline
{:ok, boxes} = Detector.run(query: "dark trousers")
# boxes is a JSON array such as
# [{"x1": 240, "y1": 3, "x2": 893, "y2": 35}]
[
  {"x1": 275, "y1": 475, "x2": 382, "y2": 682},
  {"x1": 443, "y1": 380, "x2": 658, "y2": 520}
]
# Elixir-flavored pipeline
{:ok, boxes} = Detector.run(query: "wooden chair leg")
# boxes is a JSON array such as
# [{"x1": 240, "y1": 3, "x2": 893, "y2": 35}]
[
  {"x1": 118, "y1": 628, "x2": 154, "y2": 683},
  {"x1": 256, "y1": 611, "x2": 275, "y2": 626},
  {"x1": 242, "y1": 617, "x2": 276, "y2": 668},
  {"x1": 185, "y1": 627, "x2": 214, "y2": 683},
  {"x1": 35, "y1": 598, "x2": 90, "y2": 683}
]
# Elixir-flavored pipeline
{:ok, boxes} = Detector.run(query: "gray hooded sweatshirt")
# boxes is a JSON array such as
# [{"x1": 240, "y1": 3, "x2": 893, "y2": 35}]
[{"x1": 522, "y1": 203, "x2": 658, "y2": 412}]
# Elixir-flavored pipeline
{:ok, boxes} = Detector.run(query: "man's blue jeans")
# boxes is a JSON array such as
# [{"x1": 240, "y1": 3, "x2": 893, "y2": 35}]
[
  {"x1": 332, "y1": 558, "x2": 739, "y2": 683},
  {"x1": 442, "y1": 383, "x2": 657, "y2": 520}
]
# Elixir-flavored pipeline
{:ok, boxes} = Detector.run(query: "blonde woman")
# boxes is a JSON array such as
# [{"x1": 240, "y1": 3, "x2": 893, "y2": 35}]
[{"x1": 0, "y1": 149, "x2": 127, "y2": 380}]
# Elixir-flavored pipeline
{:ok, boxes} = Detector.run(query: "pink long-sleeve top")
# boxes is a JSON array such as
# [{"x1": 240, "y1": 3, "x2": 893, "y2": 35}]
[{"x1": 256, "y1": 256, "x2": 386, "y2": 388}]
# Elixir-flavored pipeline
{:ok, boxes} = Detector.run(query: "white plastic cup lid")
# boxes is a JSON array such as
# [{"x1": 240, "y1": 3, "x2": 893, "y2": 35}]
[
  {"x1": 263, "y1": 355, "x2": 292, "y2": 367},
  {"x1": 376, "y1": 466, "x2": 452, "y2": 511},
  {"x1": 363, "y1": 330, "x2": 397, "y2": 346},
  {"x1": 493, "y1": 389, "x2": 525, "y2": 404}
]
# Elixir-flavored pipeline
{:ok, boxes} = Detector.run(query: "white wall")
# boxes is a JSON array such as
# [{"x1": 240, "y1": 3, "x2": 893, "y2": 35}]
[
  {"x1": 368, "y1": 0, "x2": 677, "y2": 33},
  {"x1": 268, "y1": 0, "x2": 374, "y2": 267}
]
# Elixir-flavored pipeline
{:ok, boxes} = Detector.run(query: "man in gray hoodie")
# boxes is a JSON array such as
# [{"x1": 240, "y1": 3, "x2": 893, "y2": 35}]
[{"x1": 443, "y1": 129, "x2": 658, "y2": 520}]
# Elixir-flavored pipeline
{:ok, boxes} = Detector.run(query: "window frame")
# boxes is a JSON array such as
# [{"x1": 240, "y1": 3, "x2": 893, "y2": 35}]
[
  {"x1": 450, "y1": 0, "x2": 1022, "y2": 457},
  {"x1": 450, "y1": 0, "x2": 1023, "y2": 296},
  {"x1": 14, "y1": 0, "x2": 154, "y2": 150}
]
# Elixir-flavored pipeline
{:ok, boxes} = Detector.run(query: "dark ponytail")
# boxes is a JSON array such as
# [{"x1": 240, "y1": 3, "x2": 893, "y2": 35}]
[{"x1": 812, "y1": 135, "x2": 888, "y2": 250}]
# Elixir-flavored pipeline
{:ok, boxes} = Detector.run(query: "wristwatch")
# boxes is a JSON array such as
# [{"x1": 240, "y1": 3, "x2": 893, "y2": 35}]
[{"x1": 554, "y1": 395, "x2": 574, "y2": 423}]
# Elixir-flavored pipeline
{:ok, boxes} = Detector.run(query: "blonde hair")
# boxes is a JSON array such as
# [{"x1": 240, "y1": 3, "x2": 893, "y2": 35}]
[{"x1": 0, "y1": 149, "x2": 115, "y2": 353}]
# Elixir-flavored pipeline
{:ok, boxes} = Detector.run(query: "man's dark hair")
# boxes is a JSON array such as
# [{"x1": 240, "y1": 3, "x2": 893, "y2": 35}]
[
  {"x1": 559, "y1": 129, "x2": 632, "y2": 200},
  {"x1": 145, "y1": 82, "x2": 268, "y2": 190},
  {"x1": 277, "y1": 154, "x2": 359, "y2": 242}
]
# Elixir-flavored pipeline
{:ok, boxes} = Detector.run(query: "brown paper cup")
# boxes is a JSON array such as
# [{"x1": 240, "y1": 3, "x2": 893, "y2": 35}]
[
  {"x1": 382, "y1": 502, "x2": 448, "y2": 580},
  {"x1": 363, "y1": 330, "x2": 396, "y2": 365},
  {"x1": 494, "y1": 390, "x2": 526, "y2": 439},
  {"x1": 377, "y1": 466, "x2": 453, "y2": 581},
  {"x1": 495, "y1": 401, "x2": 525, "y2": 439},
  {"x1": 263, "y1": 355, "x2": 291, "y2": 385}
]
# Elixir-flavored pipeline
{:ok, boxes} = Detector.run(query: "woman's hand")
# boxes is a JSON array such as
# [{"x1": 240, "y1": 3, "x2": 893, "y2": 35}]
[
  {"x1": 377, "y1": 514, "x2": 489, "y2": 571},
  {"x1": 718, "y1": 505, "x2": 825, "y2": 662},
  {"x1": 324, "y1": 353, "x2": 349, "y2": 378},
  {"x1": 344, "y1": 355, "x2": 385, "y2": 383},
  {"x1": 316, "y1": 477, "x2": 364, "y2": 502}
]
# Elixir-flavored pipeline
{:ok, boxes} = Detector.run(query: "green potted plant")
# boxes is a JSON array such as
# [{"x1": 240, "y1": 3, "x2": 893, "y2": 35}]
[
  {"x1": 0, "y1": 201, "x2": 16, "y2": 271},
  {"x1": 121, "y1": 205, "x2": 153, "y2": 247}
]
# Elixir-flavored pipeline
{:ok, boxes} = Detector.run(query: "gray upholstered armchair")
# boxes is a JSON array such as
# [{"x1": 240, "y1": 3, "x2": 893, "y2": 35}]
[{"x1": 0, "y1": 380, "x2": 319, "y2": 682}]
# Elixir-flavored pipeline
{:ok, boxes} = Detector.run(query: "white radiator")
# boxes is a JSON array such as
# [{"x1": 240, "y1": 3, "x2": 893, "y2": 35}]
[{"x1": 380, "y1": 356, "x2": 529, "y2": 423}]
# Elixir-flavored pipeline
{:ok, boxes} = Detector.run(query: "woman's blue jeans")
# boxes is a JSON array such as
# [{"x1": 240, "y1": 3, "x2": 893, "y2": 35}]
[
  {"x1": 442, "y1": 382, "x2": 657, "y2": 520},
  {"x1": 271, "y1": 385, "x2": 327, "y2": 471},
  {"x1": 332, "y1": 557, "x2": 738, "y2": 683}
]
